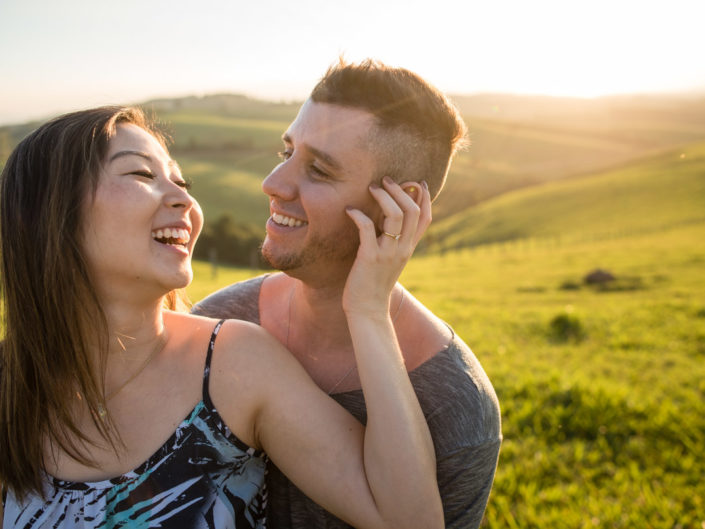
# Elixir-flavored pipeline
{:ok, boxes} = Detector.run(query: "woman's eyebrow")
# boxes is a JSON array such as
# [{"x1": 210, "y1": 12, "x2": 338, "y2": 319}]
[
  {"x1": 109, "y1": 150, "x2": 151, "y2": 163},
  {"x1": 169, "y1": 159, "x2": 183, "y2": 177},
  {"x1": 109, "y1": 151, "x2": 180, "y2": 174}
]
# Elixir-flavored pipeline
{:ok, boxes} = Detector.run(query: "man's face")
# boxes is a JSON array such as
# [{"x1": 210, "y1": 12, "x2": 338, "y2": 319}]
[{"x1": 261, "y1": 100, "x2": 379, "y2": 275}]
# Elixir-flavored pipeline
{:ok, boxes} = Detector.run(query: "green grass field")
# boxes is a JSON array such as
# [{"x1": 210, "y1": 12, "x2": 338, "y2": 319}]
[{"x1": 409, "y1": 223, "x2": 704, "y2": 528}]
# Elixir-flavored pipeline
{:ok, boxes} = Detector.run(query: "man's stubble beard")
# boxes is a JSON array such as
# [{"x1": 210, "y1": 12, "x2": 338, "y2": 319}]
[{"x1": 261, "y1": 224, "x2": 360, "y2": 273}]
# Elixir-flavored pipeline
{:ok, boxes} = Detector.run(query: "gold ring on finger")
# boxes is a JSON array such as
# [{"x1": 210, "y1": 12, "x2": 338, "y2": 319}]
[{"x1": 383, "y1": 231, "x2": 401, "y2": 240}]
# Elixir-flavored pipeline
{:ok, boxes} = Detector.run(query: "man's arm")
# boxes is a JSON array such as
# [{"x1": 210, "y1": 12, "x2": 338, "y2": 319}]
[{"x1": 191, "y1": 275, "x2": 264, "y2": 323}]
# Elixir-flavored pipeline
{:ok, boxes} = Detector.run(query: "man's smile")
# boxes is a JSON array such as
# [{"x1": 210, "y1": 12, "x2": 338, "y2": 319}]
[{"x1": 271, "y1": 212, "x2": 308, "y2": 227}]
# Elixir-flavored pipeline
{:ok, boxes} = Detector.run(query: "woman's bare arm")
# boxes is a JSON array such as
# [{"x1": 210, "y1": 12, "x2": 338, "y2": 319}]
[{"x1": 215, "y1": 318, "x2": 441, "y2": 529}]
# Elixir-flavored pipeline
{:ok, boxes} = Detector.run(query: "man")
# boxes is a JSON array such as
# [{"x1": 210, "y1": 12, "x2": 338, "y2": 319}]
[{"x1": 193, "y1": 59, "x2": 501, "y2": 529}]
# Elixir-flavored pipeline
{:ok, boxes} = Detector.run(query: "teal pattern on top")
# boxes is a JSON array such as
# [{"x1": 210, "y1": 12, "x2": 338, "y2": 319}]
[{"x1": 3, "y1": 320, "x2": 268, "y2": 528}]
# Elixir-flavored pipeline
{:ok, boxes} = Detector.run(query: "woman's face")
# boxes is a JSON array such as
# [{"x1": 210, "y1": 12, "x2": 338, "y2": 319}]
[{"x1": 81, "y1": 123, "x2": 203, "y2": 300}]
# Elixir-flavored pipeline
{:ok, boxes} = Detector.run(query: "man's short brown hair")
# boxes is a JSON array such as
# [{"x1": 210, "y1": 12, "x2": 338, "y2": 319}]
[{"x1": 310, "y1": 58, "x2": 467, "y2": 201}]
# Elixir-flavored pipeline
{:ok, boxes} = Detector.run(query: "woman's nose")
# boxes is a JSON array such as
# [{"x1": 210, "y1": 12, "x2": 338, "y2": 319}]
[{"x1": 164, "y1": 180, "x2": 195, "y2": 210}]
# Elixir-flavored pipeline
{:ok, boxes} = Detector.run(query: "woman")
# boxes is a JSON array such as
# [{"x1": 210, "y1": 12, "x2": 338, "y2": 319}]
[{"x1": 0, "y1": 107, "x2": 443, "y2": 528}]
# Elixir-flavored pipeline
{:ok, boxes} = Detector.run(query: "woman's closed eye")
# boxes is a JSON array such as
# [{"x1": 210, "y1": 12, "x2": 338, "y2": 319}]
[
  {"x1": 130, "y1": 169, "x2": 155, "y2": 179},
  {"x1": 128, "y1": 170, "x2": 191, "y2": 191},
  {"x1": 175, "y1": 178, "x2": 193, "y2": 190}
]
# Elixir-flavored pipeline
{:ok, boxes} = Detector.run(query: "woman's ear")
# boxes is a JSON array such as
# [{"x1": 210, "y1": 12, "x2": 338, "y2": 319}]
[{"x1": 401, "y1": 181, "x2": 424, "y2": 206}]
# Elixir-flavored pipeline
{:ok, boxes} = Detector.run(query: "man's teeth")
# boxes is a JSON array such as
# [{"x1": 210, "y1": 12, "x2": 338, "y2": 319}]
[
  {"x1": 272, "y1": 212, "x2": 307, "y2": 227},
  {"x1": 151, "y1": 228, "x2": 190, "y2": 245}
]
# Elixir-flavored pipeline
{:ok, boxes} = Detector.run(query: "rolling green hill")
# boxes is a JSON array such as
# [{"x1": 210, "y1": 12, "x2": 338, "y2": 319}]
[
  {"x1": 426, "y1": 140, "x2": 705, "y2": 252},
  {"x1": 435, "y1": 93, "x2": 705, "y2": 218},
  {"x1": 3, "y1": 93, "x2": 705, "y2": 243}
]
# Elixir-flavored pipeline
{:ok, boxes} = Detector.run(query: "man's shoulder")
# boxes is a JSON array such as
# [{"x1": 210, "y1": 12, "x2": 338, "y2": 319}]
[
  {"x1": 410, "y1": 332, "x2": 502, "y2": 449},
  {"x1": 191, "y1": 274, "x2": 268, "y2": 323},
  {"x1": 335, "y1": 327, "x2": 502, "y2": 453}
]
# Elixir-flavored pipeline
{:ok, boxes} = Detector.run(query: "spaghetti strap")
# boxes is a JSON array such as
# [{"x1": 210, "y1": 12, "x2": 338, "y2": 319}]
[{"x1": 203, "y1": 319, "x2": 226, "y2": 404}]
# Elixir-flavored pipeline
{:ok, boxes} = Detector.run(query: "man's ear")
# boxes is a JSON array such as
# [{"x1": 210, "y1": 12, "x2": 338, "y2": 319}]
[
  {"x1": 401, "y1": 181, "x2": 424, "y2": 207},
  {"x1": 371, "y1": 180, "x2": 425, "y2": 233}
]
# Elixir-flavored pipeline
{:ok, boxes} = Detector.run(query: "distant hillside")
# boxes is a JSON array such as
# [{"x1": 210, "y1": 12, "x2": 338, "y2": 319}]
[
  {"x1": 425, "y1": 140, "x2": 705, "y2": 251},
  {"x1": 3, "y1": 92, "x2": 705, "y2": 242},
  {"x1": 436, "y1": 93, "x2": 705, "y2": 218},
  {"x1": 144, "y1": 93, "x2": 301, "y2": 122}
]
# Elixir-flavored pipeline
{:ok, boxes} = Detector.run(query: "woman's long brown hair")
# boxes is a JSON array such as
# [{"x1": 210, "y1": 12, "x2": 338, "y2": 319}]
[{"x1": 0, "y1": 106, "x2": 176, "y2": 500}]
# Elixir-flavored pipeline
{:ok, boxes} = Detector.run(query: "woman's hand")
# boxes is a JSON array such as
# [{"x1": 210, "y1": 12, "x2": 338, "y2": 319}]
[{"x1": 343, "y1": 177, "x2": 431, "y2": 317}]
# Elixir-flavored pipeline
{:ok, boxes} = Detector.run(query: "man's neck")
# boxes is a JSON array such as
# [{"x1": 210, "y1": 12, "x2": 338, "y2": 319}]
[{"x1": 285, "y1": 274, "x2": 354, "y2": 354}]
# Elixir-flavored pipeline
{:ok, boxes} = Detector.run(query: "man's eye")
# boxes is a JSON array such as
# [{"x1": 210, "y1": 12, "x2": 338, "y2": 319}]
[
  {"x1": 277, "y1": 150, "x2": 292, "y2": 160},
  {"x1": 310, "y1": 165, "x2": 328, "y2": 179}
]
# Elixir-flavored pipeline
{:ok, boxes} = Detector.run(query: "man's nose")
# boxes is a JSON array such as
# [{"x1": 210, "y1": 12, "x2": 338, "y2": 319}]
[{"x1": 262, "y1": 159, "x2": 297, "y2": 201}]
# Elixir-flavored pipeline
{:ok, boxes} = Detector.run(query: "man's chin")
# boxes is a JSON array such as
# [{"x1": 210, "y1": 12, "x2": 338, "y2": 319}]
[
  {"x1": 261, "y1": 231, "x2": 359, "y2": 274},
  {"x1": 261, "y1": 245, "x2": 303, "y2": 272}
]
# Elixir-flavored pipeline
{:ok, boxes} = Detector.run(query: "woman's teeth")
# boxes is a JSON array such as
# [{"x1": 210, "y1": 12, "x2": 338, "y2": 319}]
[
  {"x1": 151, "y1": 227, "x2": 190, "y2": 245},
  {"x1": 272, "y1": 212, "x2": 307, "y2": 227}
]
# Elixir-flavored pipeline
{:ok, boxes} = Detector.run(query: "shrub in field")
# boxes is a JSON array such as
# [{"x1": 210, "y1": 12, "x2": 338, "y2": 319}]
[
  {"x1": 594, "y1": 275, "x2": 645, "y2": 292},
  {"x1": 548, "y1": 312, "x2": 585, "y2": 342},
  {"x1": 558, "y1": 279, "x2": 581, "y2": 291},
  {"x1": 194, "y1": 214, "x2": 268, "y2": 268},
  {"x1": 584, "y1": 268, "x2": 616, "y2": 285},
  {"x1": 582, "y1": 268, "x2": 646, "y2": 292}
]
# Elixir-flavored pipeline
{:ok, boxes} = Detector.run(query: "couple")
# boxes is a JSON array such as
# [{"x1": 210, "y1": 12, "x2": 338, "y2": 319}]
[{"x1": 0, "y1": 60, "x2": 501, "y2": 528}]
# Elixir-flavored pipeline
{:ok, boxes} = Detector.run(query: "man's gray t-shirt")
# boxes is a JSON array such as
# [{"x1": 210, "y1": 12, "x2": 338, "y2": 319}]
[{"x1": 192, "y1": 275, "x2": 502, "y2": 529}]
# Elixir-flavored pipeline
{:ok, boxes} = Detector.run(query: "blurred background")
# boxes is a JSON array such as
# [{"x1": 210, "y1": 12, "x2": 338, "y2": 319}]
[{"x1": 1, "y1": 0, "x2": 704, "y2": 526}]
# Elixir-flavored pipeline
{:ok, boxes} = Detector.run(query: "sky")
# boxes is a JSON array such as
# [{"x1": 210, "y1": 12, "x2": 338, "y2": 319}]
[{"x1": 1, "y1": 0, "x2": 704, "y2": 125}]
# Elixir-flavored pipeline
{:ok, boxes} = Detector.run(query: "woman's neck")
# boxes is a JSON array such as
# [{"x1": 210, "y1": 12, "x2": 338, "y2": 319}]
[{"x1": 96, "y1": 295, "x2": 166, "y2": 356}]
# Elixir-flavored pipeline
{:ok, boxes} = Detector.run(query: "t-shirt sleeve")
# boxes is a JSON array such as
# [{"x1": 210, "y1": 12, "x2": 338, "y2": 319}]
[
  {"x1": 190, "y1": 275, "x2": 265, "y2": 324},
  {"x1": 409, "y1": 336, "x2": 502, "y2": 529},
  {"x1": 436, "y1": 438, "x2": 501, "y2": 528}
]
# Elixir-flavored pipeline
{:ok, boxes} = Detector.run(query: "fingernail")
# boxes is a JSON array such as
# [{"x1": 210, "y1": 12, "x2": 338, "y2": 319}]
[
  {"x1": 369, "y1": 183, "x2": 380, "y2": 190},
  {"x1": 422, "y1": 181, "x2": 428, "y2": 190},
  {"x1": 383, "y1": 176, "x2": 393, "y2": 184}
]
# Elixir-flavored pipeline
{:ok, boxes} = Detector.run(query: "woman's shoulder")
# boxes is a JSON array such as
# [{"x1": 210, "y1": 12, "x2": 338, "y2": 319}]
[
  {"x1": 161, "y1": 311, "x2": 279, "y2": 376},
  {"x1": 166, "y1": 311, "x2": 292, "y2": 388},
  {"x1": 179, "y1": 314, "x2": 297, "y2": 450},
  {"x1": 164, "y1": 310, "x2": 266, "y2": 339}
]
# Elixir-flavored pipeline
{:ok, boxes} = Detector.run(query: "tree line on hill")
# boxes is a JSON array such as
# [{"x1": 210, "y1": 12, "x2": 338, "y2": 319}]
[{"x1": 193, "y1": 214, "x2": 269, "y2": 269}]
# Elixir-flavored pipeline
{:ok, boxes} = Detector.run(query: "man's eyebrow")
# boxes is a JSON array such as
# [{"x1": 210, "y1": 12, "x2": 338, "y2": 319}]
[
  {"x1": 281, "y1": 133, "x2": 342, "y2": 171},
  {"x1": 308, "y1": 145, "x2": 342, "y2": 171}
]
